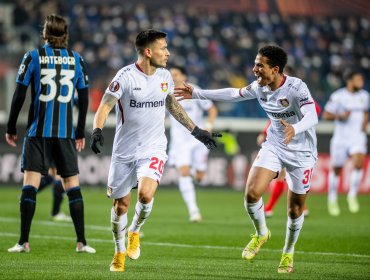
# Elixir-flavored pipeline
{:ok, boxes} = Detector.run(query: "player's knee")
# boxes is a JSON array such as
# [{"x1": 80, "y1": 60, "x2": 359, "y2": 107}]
[
  {"x1": 138, "y1": 195, "x2": 152, "y2": 204},
  {"x1": 114, "y1": 199, "x2": 129, "y2": 214},
  {"x1": 245, "y1": 190, "x2": 260, "y2": 203},
  {"x1": 287, "y1": 205, "x2": 303, "y2": 219}
]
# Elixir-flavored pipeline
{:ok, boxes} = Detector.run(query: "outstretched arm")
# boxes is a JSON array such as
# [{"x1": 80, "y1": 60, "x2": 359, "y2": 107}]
[
  {"x1": 174, "y1": 82, "x2": 251, "y2": 102},
  {"x1": 166, "y1": 94, "x2": 222, "y2": 149},
  {"x1": 165, "y1": 94, "x2": 196, "y2": 132}
]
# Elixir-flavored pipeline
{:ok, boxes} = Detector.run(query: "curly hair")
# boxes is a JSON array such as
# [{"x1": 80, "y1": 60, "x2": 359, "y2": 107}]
[{"x1": 258, "y1": 45, "x2": 287, "y2": 74}]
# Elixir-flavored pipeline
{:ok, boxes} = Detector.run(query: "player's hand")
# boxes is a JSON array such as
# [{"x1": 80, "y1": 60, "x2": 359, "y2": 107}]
[
  {"x1": 75, "y1": 138, "x2": 85, "y2": 152},
  {"x1": 90, "y1": 128, "x2": 104, "y2": 154},
  {"x1": 256, "y1": 133, "x2": 267, "y2": 146},
  {"x1": 191, "y1": 126, "x2": 222, "y2": 149},
  {"x1": 5, "y1": 133, "x2": 17, "y2": 147},
  {"x1": 174, "y1": 82, "x2": 194, "y2": 101},
  {"x1": 338, "y1": 111, "x2": 350, "y2": 121},
  {"x1": 280, "y1": 119, "x2": 295, "y2": 144}
]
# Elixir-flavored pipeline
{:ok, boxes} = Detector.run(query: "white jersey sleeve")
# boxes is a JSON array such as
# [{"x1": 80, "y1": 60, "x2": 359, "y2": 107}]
[
  {"x1": 192, "y1": 84, "x2": 257, "y2": 102},
  {"x1": 105, "y1": 68, "x2": 129, "y2": 99}
]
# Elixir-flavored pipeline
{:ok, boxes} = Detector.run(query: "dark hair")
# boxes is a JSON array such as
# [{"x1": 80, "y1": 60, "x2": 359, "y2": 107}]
[
  {"x1": 258, "y1": 45, "x2": 287, "y2": 74},
  {"x1": 42, "y1": 14, "x2": 68, "y2": 48},
  {"x1": 170, "y1": 65, "x2": 187, "y2": 76},
  {"x1": 135, "y1": 29, "x2": 167, "y2": 55},
  {"x1": 343, "y1": 68, "x2": 363, "y2": 82}
]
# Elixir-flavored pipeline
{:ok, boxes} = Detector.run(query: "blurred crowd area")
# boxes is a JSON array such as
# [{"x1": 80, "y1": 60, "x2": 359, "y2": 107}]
[{"x1": 0, "y1": 0, "x2": 369, "y2": 117}]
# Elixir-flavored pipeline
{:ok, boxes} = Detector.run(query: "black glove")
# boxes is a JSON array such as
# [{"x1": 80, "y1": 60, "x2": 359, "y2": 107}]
[
  {"x1": 191, "y1": 126, "x2": 222, "y2": 150},
  {"x1": 90, "y1": 128, "x2": 104, "y2": 154}
]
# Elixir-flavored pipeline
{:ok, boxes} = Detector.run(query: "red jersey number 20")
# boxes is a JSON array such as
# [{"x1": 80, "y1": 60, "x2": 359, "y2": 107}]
[{"x1": 149, "y1": 157, "x2": 164, "y2": 174}]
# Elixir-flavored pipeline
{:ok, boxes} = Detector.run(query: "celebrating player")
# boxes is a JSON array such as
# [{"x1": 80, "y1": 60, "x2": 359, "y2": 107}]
[
  {"x1": 6, "y1": 14, "x2": 95, "y2": 253},
  {"x1": 323, "y1": 69, "x2": 369, "y2": 216},
  {"x1": 175, "y1": 45, "x2": 318, "y2": 273},
  {"x1": 90, "y1": 29, "x2": 220, "y2": 272},
  {"x1": 168, "y1": 66, "x2": 218, "y2": 222}
]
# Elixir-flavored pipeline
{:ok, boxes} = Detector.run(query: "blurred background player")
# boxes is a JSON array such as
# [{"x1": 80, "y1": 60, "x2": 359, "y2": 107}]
[
  {"x1": 168, "y1": 66, "x2": 218, "y2": 222},
  {"x1": 6, "y1": 14, "x2": 95, "y2": 253},
  {"x1": 323, "y1": 69, "x2": 369, "y2": 216},
  {"x1": 37, "y1": 166, "x2": 71, "y2": 222},
  {"x1": 90, "y1": 29, "x2": 219, "y2": 272}
]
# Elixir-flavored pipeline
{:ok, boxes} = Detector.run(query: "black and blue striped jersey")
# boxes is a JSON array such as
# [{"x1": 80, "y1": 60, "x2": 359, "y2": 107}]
[{"x1": 16, "y1": 43, "x2": 88, "y2": 139}]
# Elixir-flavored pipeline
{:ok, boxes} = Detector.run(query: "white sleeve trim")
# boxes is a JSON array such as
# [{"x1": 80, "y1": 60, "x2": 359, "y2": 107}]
[{"x1": 193, "y1": 87, "x2": 244, "y2": 102}]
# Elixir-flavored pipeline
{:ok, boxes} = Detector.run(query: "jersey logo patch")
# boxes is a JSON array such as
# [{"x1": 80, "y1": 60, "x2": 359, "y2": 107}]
[
  {"x1": 109, "y1": 81, "x2": 120, "y2": 92},
  {"x1": 279, "y1": 98, "x2": 290, "y2": 107},
  {"x1": 161, "y1": 82, "x2": 168, "y2": 92}
]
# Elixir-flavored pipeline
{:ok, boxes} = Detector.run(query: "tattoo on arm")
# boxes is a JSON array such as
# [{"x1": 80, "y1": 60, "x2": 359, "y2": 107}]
[
  {"x1": 101, "y1": 93, "x2": 118, "y2": 109},
  {"x1": 166, "y1": 95, "x2": 195, "y2": 131},
  {"x1": 93, "y1": 93, "x2": 118, "y2": 129}
]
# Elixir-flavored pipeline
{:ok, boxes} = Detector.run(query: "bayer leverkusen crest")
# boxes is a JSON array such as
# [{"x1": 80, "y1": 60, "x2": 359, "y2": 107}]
[
  {"x1": 279, "y1": 98, "x2": 290, "y2": 108},
  {"x1": 161, "y1": 82, "x2": 168, "y2": 92}
]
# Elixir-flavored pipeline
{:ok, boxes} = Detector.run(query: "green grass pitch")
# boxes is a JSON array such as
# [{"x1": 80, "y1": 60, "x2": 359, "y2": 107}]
[{"x1": 0, "y1": 187, "x2": 369, "y2": 279}]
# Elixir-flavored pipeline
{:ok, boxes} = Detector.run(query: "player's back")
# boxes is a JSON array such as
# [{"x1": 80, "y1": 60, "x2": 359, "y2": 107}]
[{"x1": 16, "y1": 43, "x2": 88, "y2": 139}]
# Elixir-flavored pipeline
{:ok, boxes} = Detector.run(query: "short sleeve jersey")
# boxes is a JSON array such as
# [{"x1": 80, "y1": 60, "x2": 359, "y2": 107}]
[
  {"x1": 324, "y1": 87, "x2": 370, "y2": 138},
  {"x1": 106, "y1": 63, "x2": 174, "y2": 162},
  {"x1": 240, "y1": 76, "x2": 317, "y2": 162},
  {"x1": 16, "y1": 43, "x2": 88, "y2": 138}
]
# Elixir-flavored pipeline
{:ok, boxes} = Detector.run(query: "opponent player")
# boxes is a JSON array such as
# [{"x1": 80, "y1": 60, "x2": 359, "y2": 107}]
[
  {"x1": 168, "y1": 66, "x2": 218, "y2": 222},
  {"x1": 6, "y1": 14, "x2": 95, "y2": 254},
  {"x1": 175, "y1": 45, "x2": 318, "y2": 273},
  {"x1": 323, "y1": 69, "x2": 369, "y2": 216},
  {"x1": 90, "y1": 29, "x2": 220, "y2": 272}
]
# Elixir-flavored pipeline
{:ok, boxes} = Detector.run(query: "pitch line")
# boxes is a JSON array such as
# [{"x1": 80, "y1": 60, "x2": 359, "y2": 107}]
[{"x1": 0, "y1": 231, "x2": 369, "y2": 259}]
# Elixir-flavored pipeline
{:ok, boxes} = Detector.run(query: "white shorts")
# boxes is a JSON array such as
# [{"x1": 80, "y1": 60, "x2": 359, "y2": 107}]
[
  {"x1": 107, "y1": 154, "x2": 167, "y2": 199},
  {"x1": 330, "y1": 134, "x2": 367, "y2": 167},
  {"x1": 168, "y1": 141, "x2": 209, "y2": 171},
  {"x1": 253, "y1": 146, "x2": 315, "y2": 195}
]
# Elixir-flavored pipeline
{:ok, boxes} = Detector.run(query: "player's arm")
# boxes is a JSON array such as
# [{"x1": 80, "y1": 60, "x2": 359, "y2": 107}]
[
  {"x1": 165, "y1": 94, "x2": 221, "y2": 149},
  {"x1": 75, "y1": 88, "x2": 89, "y2": 139},
  {"x1": 322, "y1": 110, "x2": 350, "y2": 121},
  {"x1": 174, "y1": 82, "x2": 254, "y2": 102},
  {"x1": 6, "y1": 83, "x2": 28, "y2": 147},
  {"x1": 362, "y1": 111, "x2": 368, "y2": 133},
  {"x1": 90, "y1": 93, "x2": 118, "y2": 154},
  {"x1": 280, "y1": 103, "x2": 318, "y2": 144}
]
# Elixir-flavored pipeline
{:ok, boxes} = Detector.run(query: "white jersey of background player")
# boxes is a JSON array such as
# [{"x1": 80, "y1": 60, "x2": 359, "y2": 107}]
[
  {"x1": 90, "y1": 30, "x2": 218, "y2": 273},
  {"x1": 175, "y1": 45, "x2": 318, "y2": 274},
  {"x1": 168, "y1": 66, "x2": 218, "y2": 222},
  {"x1": 323, "y1": 69, "x2": 369, "y2": 216}
]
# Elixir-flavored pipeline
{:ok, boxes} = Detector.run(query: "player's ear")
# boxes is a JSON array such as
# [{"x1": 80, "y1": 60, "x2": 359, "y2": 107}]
[{"x1": 144, "y1": 47, "x2": 152, "y2": 58}]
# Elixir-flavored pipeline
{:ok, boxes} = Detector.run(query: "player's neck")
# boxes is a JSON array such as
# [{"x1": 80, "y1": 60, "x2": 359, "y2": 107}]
[
  {"x1": 269, "y1": 74, "x2": 286, "y2": 91},
  {"x1": 136, "y1": 60, "x2": 156, "y2": 76},
  {"x1": 346, "y1": 85, "x2": 357, "y2": 93}
]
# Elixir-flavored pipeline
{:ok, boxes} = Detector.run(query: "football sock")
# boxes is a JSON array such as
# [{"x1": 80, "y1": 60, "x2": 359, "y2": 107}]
[
  {"x1": 245, "y1": 198, "x2": 268, "y2": 236},
  {"x1": 51, "y1": 180, "x2": 64, "y2": 216},
  {"x1": 265, "y1": 180, "x2": 285, "y2": 212},
  {"x1": 348, "y1": 169, "x2": 362, "y2": 198},
  {"x1": 67, "y1": 187, "x2": 86, "y2": 245},
  {"x1": 19, "y1": 185, "x2": 38, "y2": 245},
  {"x1": 38, "y1": 175, "x2": 54, "y2": 192},
  {"x1": 283, "y1": 214, "x2": 304, "y2": 254},
  {"x1": 179, "y1": 176, "x2": 199, "y2": 215},
  {"x1": 111, "y1": 207, "x2": 127, "y2": 253},
  {"x1": 328, "y1": 171, "x2": 339, "y2": 202},
  {"x1": 129, "y1": 199, "x2": 154, "y2": 232}
]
